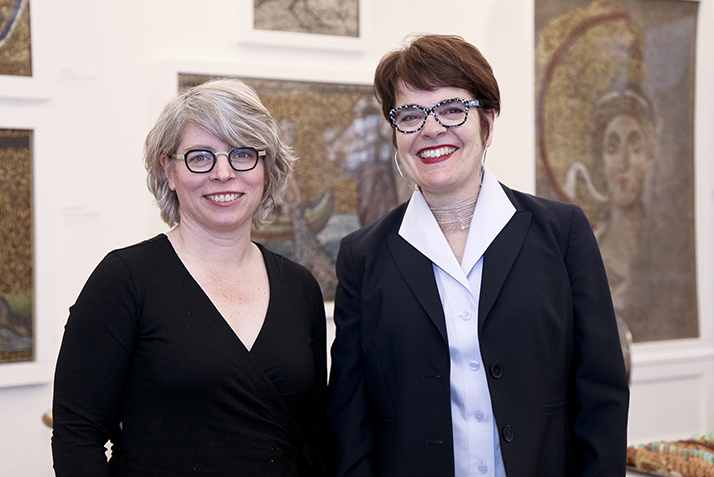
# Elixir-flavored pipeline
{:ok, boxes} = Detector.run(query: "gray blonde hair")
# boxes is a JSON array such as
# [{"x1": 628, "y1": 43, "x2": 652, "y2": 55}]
[{"x1": 144, "y1": 78, "x2": 296, "y2": 228}]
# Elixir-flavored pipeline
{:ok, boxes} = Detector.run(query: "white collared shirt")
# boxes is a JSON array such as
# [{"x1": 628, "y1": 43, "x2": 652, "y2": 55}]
[{"x1": 399, "y1": 169, "x2": 515, "y2": 477}]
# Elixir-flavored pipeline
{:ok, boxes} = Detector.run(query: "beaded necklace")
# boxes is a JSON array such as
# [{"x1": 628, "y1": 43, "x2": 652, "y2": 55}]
[{"x1": 429, "y1": 192, "x2": 480, "y2": 234}]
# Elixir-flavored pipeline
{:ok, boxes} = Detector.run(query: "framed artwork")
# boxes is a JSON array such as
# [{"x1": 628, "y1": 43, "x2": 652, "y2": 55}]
[
  {"x1": 234, "y1": 0, "x2": 368, "y2": 50},
  {"x1": 0, "y1": 128, "x2": 33, "y2": 364},
  {"x1": 254, "y1": 0, "x2": 358, "y2": 37},
  {"x1": 535, "y1": 0, "x2": 699, "y2": 342},
  {"x1": 179, "y1": 74, "x2": 406, "y2": 300},
  {"x1": 0, "y1": 0, "x2": 31, "y2": 76},
  {"x1": 0, "y1": 72, "x2": 54, "y2": 385}
]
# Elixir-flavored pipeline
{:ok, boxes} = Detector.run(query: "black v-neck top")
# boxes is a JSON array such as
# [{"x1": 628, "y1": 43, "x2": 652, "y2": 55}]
[{"x1": 52, "y1": 235, "x2": 327, "y2": 476}]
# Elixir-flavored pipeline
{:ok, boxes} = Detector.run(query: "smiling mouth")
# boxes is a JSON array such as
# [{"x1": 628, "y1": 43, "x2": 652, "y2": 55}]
[
  {"x1": 418, "y1": 146, "x2": 457, "y2": 160},
  {"x1": 206, "y1": 193, "x2": 242, "y2": 202}
]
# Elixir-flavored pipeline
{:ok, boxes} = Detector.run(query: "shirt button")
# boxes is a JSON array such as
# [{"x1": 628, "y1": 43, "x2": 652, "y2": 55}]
[
  {"x1": 475, "y1": 410, "x2": 486, "y2": 422},
  {"x1": 462, "y1": 311, "x2": 472, "y2": 321},
  {"x1": 469, "y1": 359, "x2": 480, "y2": 371},
  {"x1": 477, "y1": 462, "x2": 488, "y2": 474}
]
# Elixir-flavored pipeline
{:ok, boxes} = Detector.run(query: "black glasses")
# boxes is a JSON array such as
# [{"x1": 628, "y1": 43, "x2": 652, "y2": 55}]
[
  {"x1": 389, "y1": 98, "x2": 482, "y2": 134},
  {"x1": 171, "y1": 147, "x2": 266, "y2": 173}
]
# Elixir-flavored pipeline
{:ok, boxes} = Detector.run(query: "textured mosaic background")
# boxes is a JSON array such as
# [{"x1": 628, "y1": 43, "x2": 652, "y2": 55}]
[
  {"x1": 0, "y1": 0, "x2": 32, "y2": 76},
  {"x1": 0, "y1": 129, "x2": 33, "y2": 363},
  {"x1": 535, "y1": 0, "x2": 698, "y2": 342}
]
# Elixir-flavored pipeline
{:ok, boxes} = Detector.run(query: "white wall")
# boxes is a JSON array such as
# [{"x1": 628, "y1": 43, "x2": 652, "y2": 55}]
[{"x1": 0, "y1": 0, "x2": 711, "y2": 474}]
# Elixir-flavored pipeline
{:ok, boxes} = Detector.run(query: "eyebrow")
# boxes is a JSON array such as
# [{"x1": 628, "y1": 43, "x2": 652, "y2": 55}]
[{"x1": 183, "y1": 145, "x2": 231, "y2": 151}]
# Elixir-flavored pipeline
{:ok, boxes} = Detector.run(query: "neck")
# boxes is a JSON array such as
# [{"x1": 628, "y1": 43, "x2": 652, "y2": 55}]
[
  {"x1": 428, "y1": 191, "x2": 480, "y2": 234},
  {"x1": 167, "y1": 222, "x2": 254, "y2": 267}
]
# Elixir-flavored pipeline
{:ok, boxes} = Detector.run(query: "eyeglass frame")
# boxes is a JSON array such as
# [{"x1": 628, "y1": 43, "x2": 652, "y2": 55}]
[
  {"x1": 170, "y1": 147, "x2": 266, "y2": 173},
  {"x1": 389, "y1": 98, "x2": 482, "y2": 134}
]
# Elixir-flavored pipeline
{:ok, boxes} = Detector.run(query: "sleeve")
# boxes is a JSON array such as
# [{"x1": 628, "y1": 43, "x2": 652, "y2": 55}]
[
  {"x1": 566, "y1": 206, "x2": 630, "y2": 476},
  {"x1": 52, "y1": 252, "x2": 139, "y2": 477},
  {"x1": 298, "y1": 270, "x2": 329, "y2": 473},
  {"x1": 326, "y1": 238, "x2": 376, "y2": 477}
]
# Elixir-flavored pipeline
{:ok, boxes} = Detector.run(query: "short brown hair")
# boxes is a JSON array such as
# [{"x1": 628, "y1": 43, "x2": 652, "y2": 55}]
[{"x1": 374, "y1": 34, "x2": 500, "y2": 142}]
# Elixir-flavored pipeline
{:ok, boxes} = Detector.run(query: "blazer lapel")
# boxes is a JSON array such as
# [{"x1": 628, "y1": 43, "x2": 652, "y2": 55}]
[
  {"x1": 388, "y1": 233, "x2": 448, "y2": 343},
  {"x1": 479, "y1": 209, "x2": 532, "y2": 334}
]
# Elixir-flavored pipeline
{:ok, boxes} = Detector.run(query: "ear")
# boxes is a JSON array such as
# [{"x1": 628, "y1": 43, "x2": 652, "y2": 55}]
[{"x1": 160, "y1": 154, "x2": 176, "y2": 191}]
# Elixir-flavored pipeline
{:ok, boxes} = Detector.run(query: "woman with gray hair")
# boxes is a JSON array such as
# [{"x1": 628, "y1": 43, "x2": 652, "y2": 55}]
[{"x1": 52, "y1": 78, "x2": 327, "y2": 476}]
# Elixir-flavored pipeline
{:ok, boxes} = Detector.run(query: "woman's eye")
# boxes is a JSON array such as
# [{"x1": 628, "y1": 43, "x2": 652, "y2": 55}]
[
  {"x1": 398, "y1": 110, "x2": 422, "y2": 123},
  {"x1": 188, "y1": 153, "x2": 212, "y2": 164}
]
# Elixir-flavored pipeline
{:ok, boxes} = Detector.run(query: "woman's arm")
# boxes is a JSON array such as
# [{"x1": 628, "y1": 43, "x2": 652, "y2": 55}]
[
  {"x1": 52, "y1": 253, "x2": 139, "y2": 477},
  {"x1": 298, "y1": 273, "x2": 329, "y2": 474},
  {"x1": 327, "y1": 238, "x2": 376, "y2": 477},
  {"x1": 566, "y1": 206, "x2": 630, "y2": 476}
]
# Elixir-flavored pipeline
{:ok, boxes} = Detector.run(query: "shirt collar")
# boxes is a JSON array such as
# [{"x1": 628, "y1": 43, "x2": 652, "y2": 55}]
[{"x1": 399, "y1": 169, "x2": 516, "y2": 280}]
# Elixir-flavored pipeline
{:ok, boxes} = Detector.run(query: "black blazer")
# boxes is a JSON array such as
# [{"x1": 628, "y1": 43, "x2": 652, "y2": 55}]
[{"x1": 327, "y1": 183, "x2": 629, "y2": 477}]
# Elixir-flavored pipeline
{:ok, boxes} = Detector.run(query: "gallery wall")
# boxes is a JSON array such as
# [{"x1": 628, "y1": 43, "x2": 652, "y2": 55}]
[{"x1": 0, "y1": 0, "x2": 712, "y2": 475}]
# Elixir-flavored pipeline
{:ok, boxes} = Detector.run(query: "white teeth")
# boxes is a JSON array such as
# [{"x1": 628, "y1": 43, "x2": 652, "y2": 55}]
[
  {"x1": 418, "y1": 147, "x2": 456, "y2": 159},
  {"x1": 207, "y1": 193, "x2": 241, "y2": 202}
]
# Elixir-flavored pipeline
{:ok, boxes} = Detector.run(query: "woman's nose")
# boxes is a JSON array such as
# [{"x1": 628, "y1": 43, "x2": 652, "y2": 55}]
[
  {"x1": 210, "y1": 153, "x2": 236, "y2": 181},
  {"x1": 420, "y1": 113, "x2": 446, "y2": 138}
]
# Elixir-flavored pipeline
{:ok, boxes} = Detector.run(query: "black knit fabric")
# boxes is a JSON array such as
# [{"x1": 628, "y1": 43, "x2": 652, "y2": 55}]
[{"x1": 52, "y1": 235, "x2": 327, "y2": 476}]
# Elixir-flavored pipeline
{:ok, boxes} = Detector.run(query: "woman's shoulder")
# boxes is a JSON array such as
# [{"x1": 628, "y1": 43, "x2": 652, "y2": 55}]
[
  {"x1": 501, "y1": 184, "x2": 595, "y2": 250},
  {"x1": 73, "y1": 235, "x2": 174, "y2": 304},
  {"x1": 256, "y1": 242, "x2": 318, "y2": 285},
  {"x1": 503, "y1": 184, "x2": 587, "y2": 222},
  {"x1": 109, "y1": 234, "x2": 171, "y2": 259},
  {"x1": 95, "y1": 234, "x2": 174, "y2": 276},
  {"x1": 341, "y1": 202, "x2": 408, "y2": 249}
]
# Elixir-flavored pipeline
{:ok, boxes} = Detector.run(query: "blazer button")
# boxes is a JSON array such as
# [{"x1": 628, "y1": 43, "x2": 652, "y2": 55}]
[
  {"x1": 502, "y1": 425, "x2": 514, "y2": 443},
  {"x1": 490, "y1": 362, "x2": 504, "y2": 379}
]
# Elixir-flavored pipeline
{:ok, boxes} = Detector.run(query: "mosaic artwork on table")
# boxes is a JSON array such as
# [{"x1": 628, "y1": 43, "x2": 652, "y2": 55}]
[
  {"x1": 253, "y1": 0, "x2": 359, "y2": 37},
  {"x1": 0, "y1": 129, "x2": 33, "y2": 363},
  {"x1": 535, "y1": 0, "x2": 698, "y2": 342},
  {"x1": 0, "y1": 0, "x2": 31, "y2": 76},
  {"x1": 179, "y1": 74, "x2": 407, "y2": 300}
]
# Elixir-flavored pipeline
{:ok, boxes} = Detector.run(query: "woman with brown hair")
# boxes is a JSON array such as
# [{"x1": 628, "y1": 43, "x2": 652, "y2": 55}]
[{"x1": 327, "y1": 34, "x2": 628, "y2": 477}]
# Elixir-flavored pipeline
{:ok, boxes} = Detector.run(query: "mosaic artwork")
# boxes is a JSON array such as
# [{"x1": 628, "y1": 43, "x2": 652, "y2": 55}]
[
  {"x1": 0, "y1": 0, "x2": 31, "y2": 76},
  {"x1": 0, "y1": 129, "x2": 33, "y2": 363},
  {"x1": 253, "y1": 0, "x2": 359, "y2": 37},
  {"x1": 535, "y1": 0, "x2": 698, "y2": 342},
  {"x1": 179, "y1": 74, "x2": 406, "y2": 299}
]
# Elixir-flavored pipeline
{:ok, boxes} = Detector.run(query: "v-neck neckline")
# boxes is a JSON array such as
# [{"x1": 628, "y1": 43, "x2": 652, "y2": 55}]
[{"x1": 160, "y1": 234, "x2": 274, "y2": 353}]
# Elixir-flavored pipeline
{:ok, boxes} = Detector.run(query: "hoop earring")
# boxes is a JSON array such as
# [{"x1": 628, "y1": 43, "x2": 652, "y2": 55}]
[
  {"x1": 394, "y1": 151, "x2": 418, "y2": 191},
  {"x1": 480, "y1": 145, "x2": 488, "y2": 185}
]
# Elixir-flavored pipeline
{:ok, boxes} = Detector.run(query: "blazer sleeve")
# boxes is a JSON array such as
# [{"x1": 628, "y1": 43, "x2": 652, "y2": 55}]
[
  {"x1": 327, "y1": 237, "x2": 376, "y2": 477},
  {"x1": 567, "y1": 206, "x2": 630, "y2": 476},
  {"x1": 52, "y1": 253, "x2": 138, "y2": 477}
]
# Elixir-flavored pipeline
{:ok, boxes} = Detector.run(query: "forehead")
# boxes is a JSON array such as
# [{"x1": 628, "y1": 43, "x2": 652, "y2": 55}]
[
  {"x1": 604, "y1": 115, "x2": 642, "y2": 135},
  {"x1": 178, "y1": 122, "x2": 230, "y2": 149},
  {"x1": 394, "y1": 83, "x2": 473, "y2": 108}
]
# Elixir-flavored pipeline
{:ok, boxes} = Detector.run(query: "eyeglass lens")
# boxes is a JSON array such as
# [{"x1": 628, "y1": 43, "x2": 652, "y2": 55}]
[
  {"x1": 392, "y1": 99, "x2": 471, "y2": 133},
  {"x1": 184, "y1": 148, "x2": 259, "y2": 173}
]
